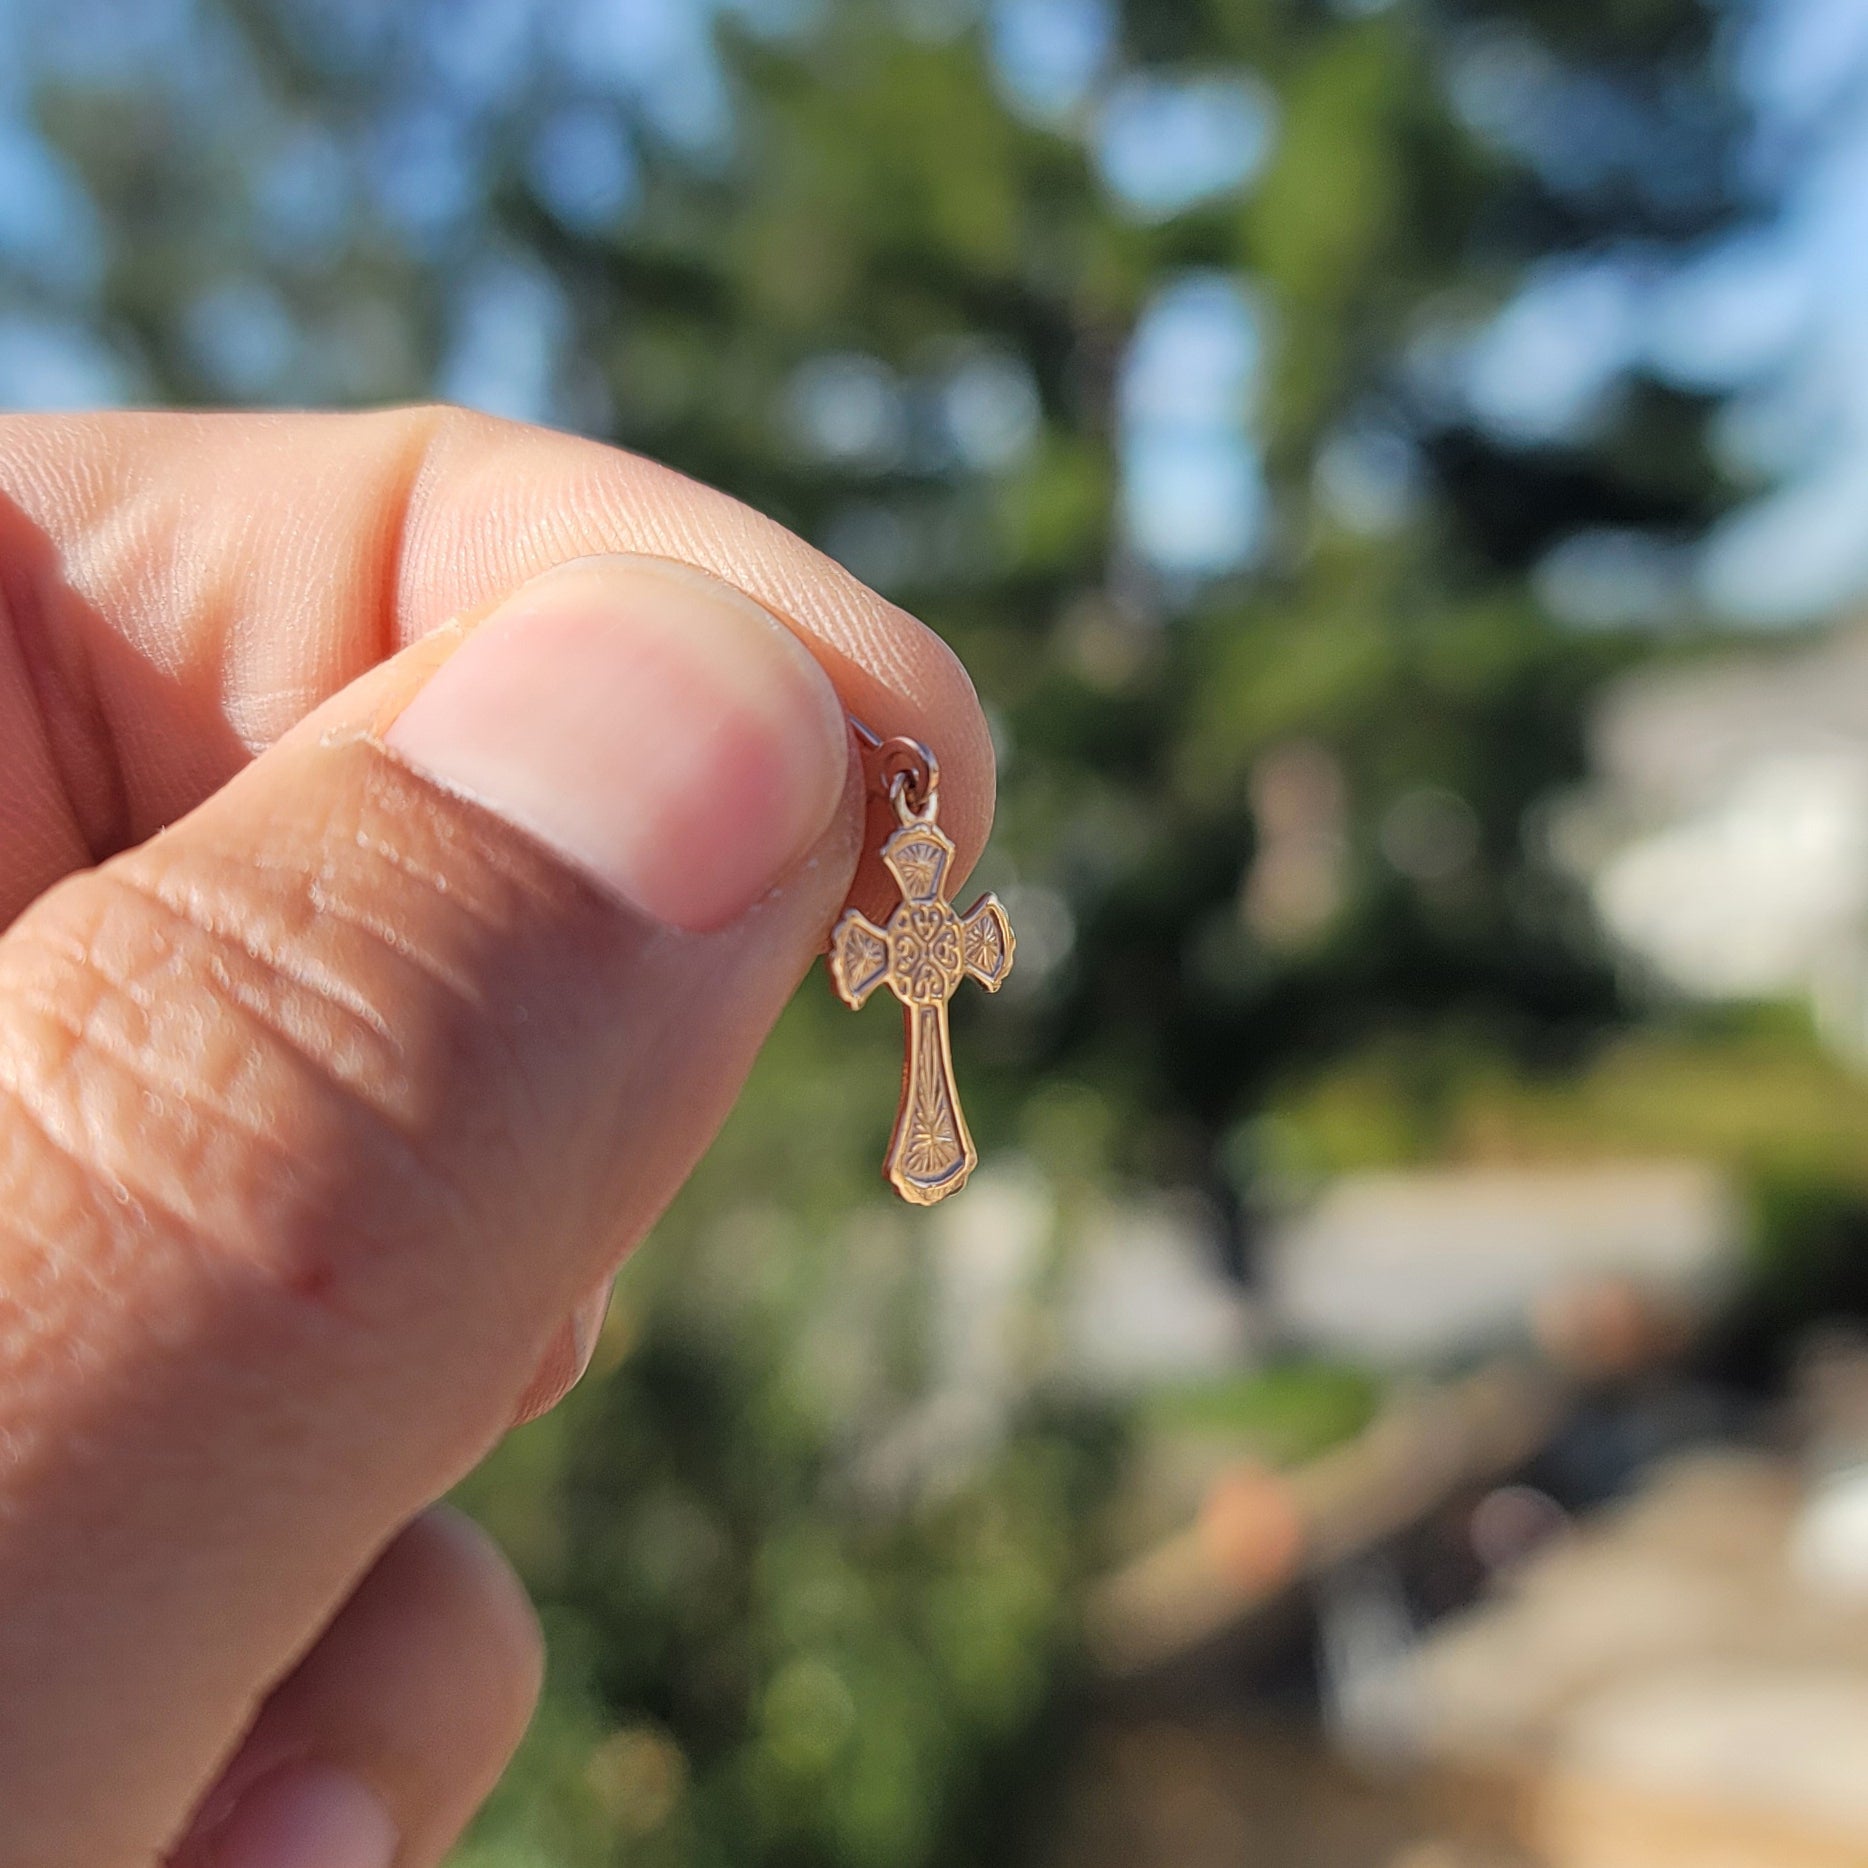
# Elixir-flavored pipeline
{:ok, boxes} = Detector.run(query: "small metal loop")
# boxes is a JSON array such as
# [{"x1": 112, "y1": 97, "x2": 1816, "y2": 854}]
[
  {"x1": 878, "y1": 737, "x2": 939, "y2": 824},
  {"x1": 849, "y1": 716, "x2": 939, "y2": 825}
]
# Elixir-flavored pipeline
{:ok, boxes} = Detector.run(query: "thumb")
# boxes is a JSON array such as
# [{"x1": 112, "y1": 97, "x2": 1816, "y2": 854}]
[{"x1": 0, "y1": 553, "x2": 869, "y2": 1862}]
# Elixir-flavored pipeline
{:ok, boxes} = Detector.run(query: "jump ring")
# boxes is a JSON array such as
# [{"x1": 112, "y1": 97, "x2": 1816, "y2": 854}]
[
  {"x1": 878, "y1": 737, "x2": 939, "y2": 823},
  {"x1": 846, "y1": 719, "x2": 940, "y2": 822}
]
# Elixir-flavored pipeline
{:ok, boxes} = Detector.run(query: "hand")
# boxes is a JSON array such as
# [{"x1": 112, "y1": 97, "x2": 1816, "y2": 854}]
[{"x1": 0, "y1": 408, "x2": 992, "y2": 1867}]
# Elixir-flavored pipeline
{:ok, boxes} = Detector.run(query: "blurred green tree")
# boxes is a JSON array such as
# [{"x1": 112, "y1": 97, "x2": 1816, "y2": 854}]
[{"x1": 14, "y1": 0, "x2": 1757, "y2": 1860}]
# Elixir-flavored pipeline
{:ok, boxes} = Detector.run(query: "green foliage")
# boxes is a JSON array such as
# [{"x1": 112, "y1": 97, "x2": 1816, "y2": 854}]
[
  {"x1": 1142, "y1": 1362, "x2": 1382, "y2": 1466},
  {"x1": 451, "y1": 998, "x2": 1122, "y2": 1865},
  {"x1": 18, "y1": 0, "x2": 1763, "y2": 1858}
]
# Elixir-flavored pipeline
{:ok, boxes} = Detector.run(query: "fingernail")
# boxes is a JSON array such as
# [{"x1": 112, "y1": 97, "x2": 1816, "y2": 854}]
[
  {"x1": 570, "y1": 1275, "x2": 613, "y2": 1372},
  {"x1": 511, "y1": 1277, "x2": 615, "y2": 1425},
  {"x1": 205, "y1": 1761, "x2": 397, "y2": 1868},
  {"x1": 387, "y1": 555, "x2": 849, "y2": 930}
]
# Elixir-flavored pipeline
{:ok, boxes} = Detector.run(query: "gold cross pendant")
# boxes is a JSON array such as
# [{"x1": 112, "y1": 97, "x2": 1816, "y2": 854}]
[{"x1": 827, "y1": 730, "x2": 1014, "y2": 1204}]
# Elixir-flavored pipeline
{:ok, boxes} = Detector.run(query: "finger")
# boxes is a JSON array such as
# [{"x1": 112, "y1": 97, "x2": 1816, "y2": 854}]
[
  {"x1": 0, "y1": 550, "x2": 884, "y2": 1860},
  {"x1": 168, "y1": 1508, "x2": 541, "y2": 1868},
  {"x1": 0, "y1": 407, "x2": 991, "y2": 923}
]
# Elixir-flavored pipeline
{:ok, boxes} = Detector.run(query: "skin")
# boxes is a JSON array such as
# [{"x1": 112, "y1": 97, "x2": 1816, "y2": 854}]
[{"x1": 0, "y1": 407, "x2": 993, "y2": 1866}]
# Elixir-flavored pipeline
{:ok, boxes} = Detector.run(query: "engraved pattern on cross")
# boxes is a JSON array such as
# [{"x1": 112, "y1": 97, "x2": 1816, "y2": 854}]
[{"x1": 827, "y1": 816, "x2": 1014, "y2": 1204}]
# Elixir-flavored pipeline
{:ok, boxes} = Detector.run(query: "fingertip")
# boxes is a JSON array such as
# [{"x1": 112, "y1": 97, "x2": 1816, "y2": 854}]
[
  {"x1": 398, "y1": 1507, "x2": 546, "y2": 1726},
  {"x1": 168, "y1": 1507, "x2": 542, "y2": 1868}
]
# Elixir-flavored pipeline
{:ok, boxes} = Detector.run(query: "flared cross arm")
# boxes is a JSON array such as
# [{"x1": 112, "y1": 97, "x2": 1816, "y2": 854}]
[
  {"x1": 825, "y1": 908, "x2": 890, "y2": 1010},
  {"x1": 827, "y1": 895, "x2": 1013, "y2": 1010},
  {"x1": 827, "y1": 819, "x2": 1015, "y2": 1203},
  {"x1": 959, "y1": 893, "x2": 1014, "y2": 991}
]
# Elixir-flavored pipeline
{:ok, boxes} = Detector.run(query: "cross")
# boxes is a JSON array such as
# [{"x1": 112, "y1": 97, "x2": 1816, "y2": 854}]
[{"x1": 828, "y1": 812, "x2": 1014, "y2": 1204}]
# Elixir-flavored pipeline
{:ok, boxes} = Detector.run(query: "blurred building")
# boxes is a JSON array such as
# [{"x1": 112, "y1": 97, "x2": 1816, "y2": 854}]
[
  {"x1": 1067, "y1": 1341, "x2": 1868, "y2": 1868},
  {"x1": 1405, "y1": 1446, "x2": 1868, "y2": 1868},
  {"x1": 1055, "y1": 1194, "x2": 1260, "y2": 1390},
  {"x1": 854, "y1": 1165, "x2": 1257, "y2": 1499},
  {"x1": 1557, "y1": 630, "x2": 1868, "y2": 1059},
  {"x1": 925, "y1": 1162, "x2": 1256, "y2": 1400},
  {"x1": 1264, "y1": 1162, "x2": 1739, "y2": 1367}
]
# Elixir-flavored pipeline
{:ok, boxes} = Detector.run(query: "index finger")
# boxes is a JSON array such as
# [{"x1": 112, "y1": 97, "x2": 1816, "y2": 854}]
[{"x1": 0, "y1": 406, "x2": 993, "y2": 921}]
